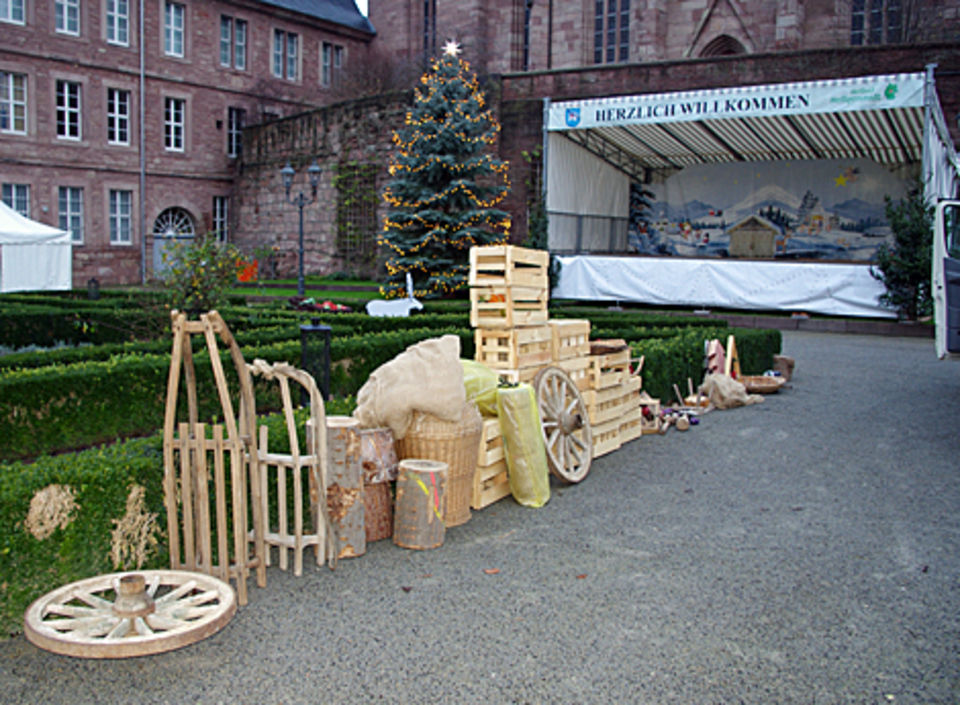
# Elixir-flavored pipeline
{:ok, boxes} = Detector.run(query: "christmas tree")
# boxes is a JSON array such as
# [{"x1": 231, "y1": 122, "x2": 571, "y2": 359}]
[{"x1": 380, "y1": 41, "x2": 511, "y2": 298}]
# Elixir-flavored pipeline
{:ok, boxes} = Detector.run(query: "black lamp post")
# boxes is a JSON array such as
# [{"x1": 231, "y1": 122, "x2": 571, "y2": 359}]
[{"x1": 281, "y1": 159, "x2": 322, "y2": 297}]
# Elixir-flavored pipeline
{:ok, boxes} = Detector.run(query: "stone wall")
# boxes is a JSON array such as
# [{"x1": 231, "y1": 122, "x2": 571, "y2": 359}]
[{"x1": 233, "y1": 92, "x2": 413, "y2": 278}]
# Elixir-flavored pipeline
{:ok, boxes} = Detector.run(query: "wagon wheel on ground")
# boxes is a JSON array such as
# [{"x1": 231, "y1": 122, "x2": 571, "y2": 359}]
[
  {"x1": 24, "y1": 570, "x2": 236, "y2": 659},
  {"x1": 533, "y1": 366, "x2": 593, "y2": 483}
]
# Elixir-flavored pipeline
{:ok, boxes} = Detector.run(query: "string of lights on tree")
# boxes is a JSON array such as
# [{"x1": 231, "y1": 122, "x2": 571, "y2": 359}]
[{"x1": 379, "y1": 40, "x2": 511, "y2": 298}]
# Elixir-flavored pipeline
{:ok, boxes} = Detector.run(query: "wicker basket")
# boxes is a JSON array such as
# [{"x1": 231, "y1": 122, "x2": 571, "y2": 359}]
[
  {"x1": 395, "y1": 404, "x2": 483, "y2": 528},
  {"x1": 740, "y1": 375, "x2": 786, "y2": 394}
]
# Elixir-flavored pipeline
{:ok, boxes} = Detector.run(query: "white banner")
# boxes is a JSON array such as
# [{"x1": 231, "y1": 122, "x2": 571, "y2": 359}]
[{"x1": 548, "y1": 73, "x2": 925, "y2": 131}]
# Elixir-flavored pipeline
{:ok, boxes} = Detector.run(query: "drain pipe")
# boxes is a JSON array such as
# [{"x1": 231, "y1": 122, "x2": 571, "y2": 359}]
[
  {"x1": 547, "y1": 0, "x2": 553, "y2": 70},
  {"x1": 138, "y1": 0, "x2": 147, "y2": 284}
]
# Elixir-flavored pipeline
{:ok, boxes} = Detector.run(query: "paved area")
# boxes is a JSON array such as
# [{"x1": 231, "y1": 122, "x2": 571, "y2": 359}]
[{"x1": 2, "y1": 331, "x2": 958, "y2": 704}]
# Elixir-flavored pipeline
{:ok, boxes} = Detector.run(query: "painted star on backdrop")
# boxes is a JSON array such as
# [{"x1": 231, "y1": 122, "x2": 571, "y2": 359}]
[
  {"x1": 834, "y1": 174, "x2": 848, "y2": 186},
  {"x1": 442, "y1": 39, "x2": 462, "y2": 57}
]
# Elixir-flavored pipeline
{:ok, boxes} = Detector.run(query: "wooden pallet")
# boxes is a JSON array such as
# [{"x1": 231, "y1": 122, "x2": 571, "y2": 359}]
[
  {"x1": 475, "y1": 325, "x2": 553, "y2": 370},
  {"x1": 550, "y1": 319, "x2": 591, "y2": 361},
  {"x1": 469, "y1": 244, "x2": 549, "y2": 289},
  {"x1": 470, "y1": 285, "x2": 549, "y2": 328},
  {"x1": 472, "y1": 418, "x2": 511, "y2": 509}
]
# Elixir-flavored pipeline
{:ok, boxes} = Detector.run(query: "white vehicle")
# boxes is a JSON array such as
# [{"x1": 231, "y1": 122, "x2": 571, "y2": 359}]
[{"x1": 933, "y1": 200, "x2": 960, "y2": 359}]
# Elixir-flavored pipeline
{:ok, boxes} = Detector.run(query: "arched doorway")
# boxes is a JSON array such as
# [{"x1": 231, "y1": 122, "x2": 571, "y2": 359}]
[
  {"x1": 152, "y1": 207, "x2": 196, "y2": 274},
  {"x1": 700, "y1": 35, "x2": 746, "y2": 57}
]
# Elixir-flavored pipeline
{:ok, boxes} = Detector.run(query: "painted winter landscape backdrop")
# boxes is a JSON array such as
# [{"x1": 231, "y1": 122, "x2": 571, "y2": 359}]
[{"x1": 631, "y1": 158, "x2": 907, "y2": 260}]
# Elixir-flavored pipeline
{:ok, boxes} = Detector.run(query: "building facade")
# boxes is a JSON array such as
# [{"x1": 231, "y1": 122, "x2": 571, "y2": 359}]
[
  {"x1": 368, "y1": 0, "x2": 959, "y2": 76},
  {"x1": 0, "y1": 0, "x2": 374, "y2": 285}
]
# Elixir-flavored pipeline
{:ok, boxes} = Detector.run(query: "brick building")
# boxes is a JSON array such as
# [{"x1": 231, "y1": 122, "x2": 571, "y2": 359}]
[
  {"x1": 368, "y1": 0, "x2": 960, "y2": 76},
  {"x1": 0, "y1": 0, "x2": 374, "y2": 285}
]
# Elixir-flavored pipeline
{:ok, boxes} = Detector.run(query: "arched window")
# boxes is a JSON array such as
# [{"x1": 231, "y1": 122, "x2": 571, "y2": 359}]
[
  {"x1": 700, "y1": 35, "x2": 746, "y2": 57},
  {"x1": 153, "y1": 207, "x2": 195, "y2": 239}
]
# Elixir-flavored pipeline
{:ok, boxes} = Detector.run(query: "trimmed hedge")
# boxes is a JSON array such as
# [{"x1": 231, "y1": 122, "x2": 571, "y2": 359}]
[
  {"x1": 0, "y1": 396, "x2": 357, "y2": 639},
  {"x1": 0, "y1": 327, "x2": 472, "y2": 461}
]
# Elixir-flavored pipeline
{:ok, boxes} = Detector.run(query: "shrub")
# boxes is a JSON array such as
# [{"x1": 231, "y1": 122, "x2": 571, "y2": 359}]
[{"x1": 160, "y1": 233, "x2": 245, "y2": 312}]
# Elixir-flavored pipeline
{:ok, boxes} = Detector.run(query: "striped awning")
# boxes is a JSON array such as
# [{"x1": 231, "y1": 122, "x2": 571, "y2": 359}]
[{"x1": 546, "y1": 73, "x2": 927, "y2": 176}]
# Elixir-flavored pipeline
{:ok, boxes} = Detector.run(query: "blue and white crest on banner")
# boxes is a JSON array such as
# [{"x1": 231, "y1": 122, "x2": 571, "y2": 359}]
[{"x1": 565, "y1": 108, "x2": 581, "y2": 127}]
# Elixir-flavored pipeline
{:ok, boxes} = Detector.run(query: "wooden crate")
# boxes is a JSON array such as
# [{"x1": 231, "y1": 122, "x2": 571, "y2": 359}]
[
  {"x1": 470, "y1": 286, "x2": 549, "y2": 329},
  {"x1": 582, "y1": 376, "x2": 641, "y2": 425},
  {"x1": 638, "y1": 393, "x2": 661, "y2": 435},
  {"x1": 472, "y1": 418, "x2": 511, "y2": 509},
  {"x1": 554, "y1": 355, "x2": 590, "y2": 391},
  {"x1": 475, "y1": 325, "x2": 552, "y2": 371},
  {"x1": 591, "y1": 417, "x2": 623, "y2": 458},
  {"x1": 469, "y1": 245, "x2": 549, "y2": 289},
  {"x1": 550, "y1": 319, "x2": 591, "y2": 361},
  {"x1": 586, "y1": 347, "x2": 632, "y2": 390},
  {"x1": 619, "y1": 407, "x2": 644, "y2": 445}
]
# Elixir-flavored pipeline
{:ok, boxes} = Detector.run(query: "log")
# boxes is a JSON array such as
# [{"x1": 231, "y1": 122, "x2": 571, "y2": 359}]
[
  {"x1": 363, "y1": 481, "x2": 393, "y2": 543},
  {"x1": 325, "y1": 416, "x2": 365, "y2": 559},
  {"x1": 393, "y1": 459, "x2": 447, "y2": 550}
]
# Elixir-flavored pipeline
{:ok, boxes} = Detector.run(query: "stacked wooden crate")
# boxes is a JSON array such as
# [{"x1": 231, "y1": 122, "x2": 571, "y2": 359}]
[
  {"x1": 472, "y1": 417, "x2": 510, "y2": 509},
  {"x1": 583, "y1": 340, "x2": 644, "y2": 458},
  {"x1": 471, "y1": 245, "x2": 552, "y2": 384}
]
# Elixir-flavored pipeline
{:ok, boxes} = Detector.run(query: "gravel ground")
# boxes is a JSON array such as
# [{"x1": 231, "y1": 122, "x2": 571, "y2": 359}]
[{"x1": 2, "y1": 331, "x2": 959, "y2": 705}]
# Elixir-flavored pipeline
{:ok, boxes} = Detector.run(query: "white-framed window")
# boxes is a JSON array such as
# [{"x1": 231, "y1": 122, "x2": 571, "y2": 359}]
[
  {"x1": 0, "y1": 71, "x2": 27, "y2": 134},
  {"x1": 2, "y1": 183, "x2": 29, "y2": 216},
  {"x1": 56, "y1": 80, "x2": 82, "y2": 140},
  {"x1": 55, "y1": 0, "x2": 80, "y2": 35},
  {"x1": 164, "y1": 96, "x2": 184, "y2": 151},
  {"x1": 227, "y1": 106, "x2": 244, "y2": 158},
  {"x1": 106, "y1": 0, "x2": 129, "y2": 45},
  {"x1": 0, "y1": 0, "x2": 25, "y2": 24},
  {"x1": 164, "y1": 1, "x2": 184, "y2": 57},
  {"x1": 322, "y1": 42, "x2": 343, "y2": 87},
  {"x1": 220, "y1": 16, "x2": 247, "y2": 70},
  {"x1": 213, "y1": 196, "x2": 228, "y2": 241},
  {"x1": 272, "y1": 29, "x2": 298, "y2": 80},
  {"x1": 58, "y1": 186, "x2": 84, "y2": 243},
  {"x1": 851, "y1": 0, "x2": 901, "y2": 45},
  {"x1": 107, "y1": 87, "x2": 130, "y2": 145},
  {"x1": 109, "y1": 189, "x2": 132, "y2": 244}
]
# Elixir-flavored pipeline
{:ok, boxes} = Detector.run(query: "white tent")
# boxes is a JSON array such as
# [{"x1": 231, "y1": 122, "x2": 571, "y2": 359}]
[
  {"x1": 0, "y1": 201, "x2": 73, "y2": 293},
  {"x1": 544, "y1": 69, "x2": 960, "y2": 318}
]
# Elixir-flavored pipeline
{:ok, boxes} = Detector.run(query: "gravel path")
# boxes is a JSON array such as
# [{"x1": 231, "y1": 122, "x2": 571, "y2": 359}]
[{"x1": 2, "y1": 331, "x2": 959, "y2": 704}]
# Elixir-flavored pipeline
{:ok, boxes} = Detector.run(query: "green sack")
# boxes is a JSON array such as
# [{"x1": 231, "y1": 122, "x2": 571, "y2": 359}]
[{"x1": 496, "y1": 384, "x2": 550, "y2": 508}]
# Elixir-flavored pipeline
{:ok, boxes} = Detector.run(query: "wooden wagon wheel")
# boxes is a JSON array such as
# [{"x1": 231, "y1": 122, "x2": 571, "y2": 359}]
[
  {"x1": 533, "y1": 366, "x2": 593, "y2": 483},
  {"x1": 24, "y1": 570, "x2": 236, "y2": 659}
]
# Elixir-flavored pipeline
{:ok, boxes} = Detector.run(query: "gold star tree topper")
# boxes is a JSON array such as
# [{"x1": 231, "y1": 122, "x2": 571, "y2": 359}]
[{"x1": 442, "y1": 39, "x2": 461, "y2": 57}]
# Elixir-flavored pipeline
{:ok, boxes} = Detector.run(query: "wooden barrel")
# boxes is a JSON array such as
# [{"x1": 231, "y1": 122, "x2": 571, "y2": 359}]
[
  {"x1": 359, "y1": 427, "x2": 398, "y2": 484},
  {"x1": 393, "y1": 459, "x2": 447, "y2": 550},
  {"x1": 363, "y1": 481, "x2": 393, "y2": 543},
  {"x1": 326, "y1": 416, "x2": 365, "y2": 558}
]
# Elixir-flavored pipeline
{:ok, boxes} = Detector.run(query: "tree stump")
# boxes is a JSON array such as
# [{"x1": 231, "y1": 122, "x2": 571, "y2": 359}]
[
  {"x1": 393, "y1": 459, "x2": 447, "y2": 550},
  {"x1": 325, "y1": 416, "x2": 365, "y2": 558}
]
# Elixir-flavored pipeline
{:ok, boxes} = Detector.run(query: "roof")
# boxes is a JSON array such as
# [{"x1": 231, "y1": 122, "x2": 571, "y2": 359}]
[
  {"x1": 547, "y1": 73, "x2": 928, "y2": 180},
  {"x1": 257, "y1": 0, "x2": 375, "y2": 35}
]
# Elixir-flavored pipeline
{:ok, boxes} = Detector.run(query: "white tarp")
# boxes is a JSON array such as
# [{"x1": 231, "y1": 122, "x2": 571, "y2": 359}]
[
  {"x1": 548, "y1": 72, "x2": 925, "y2": 131},
  {"x1": 552, "y1": 256, "x2": 895, "y2": 319},
  {"x1": 0, "y1": 201, "x2": 73, "y2": 292},
  {"x1": 546, "y1": 133, "x2": 629, "y2": 251}
]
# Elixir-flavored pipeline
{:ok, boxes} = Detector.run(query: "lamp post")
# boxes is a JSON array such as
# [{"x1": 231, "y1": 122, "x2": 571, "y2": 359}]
[{"x1": 281, "y1": 159, "x2": 322, "y2": 297}]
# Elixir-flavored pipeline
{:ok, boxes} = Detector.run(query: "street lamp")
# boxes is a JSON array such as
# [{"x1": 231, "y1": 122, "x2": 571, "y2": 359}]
[{"x1": 281, "y1": 159, "x2": 322, "y2": 297}]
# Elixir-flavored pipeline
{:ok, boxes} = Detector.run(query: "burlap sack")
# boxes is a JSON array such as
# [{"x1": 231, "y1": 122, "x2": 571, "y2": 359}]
[
  {"x1": 353, "y1": 334, "x2": 466, "y2": 439},
  {"x1": 701, "y1": 372, "x2": 764, "y2": 409}
]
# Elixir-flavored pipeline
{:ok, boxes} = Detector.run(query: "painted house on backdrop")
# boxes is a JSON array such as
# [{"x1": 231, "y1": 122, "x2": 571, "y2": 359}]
[{"x1": 0, "y1": 0, "x2": 374, "y2": 285}]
